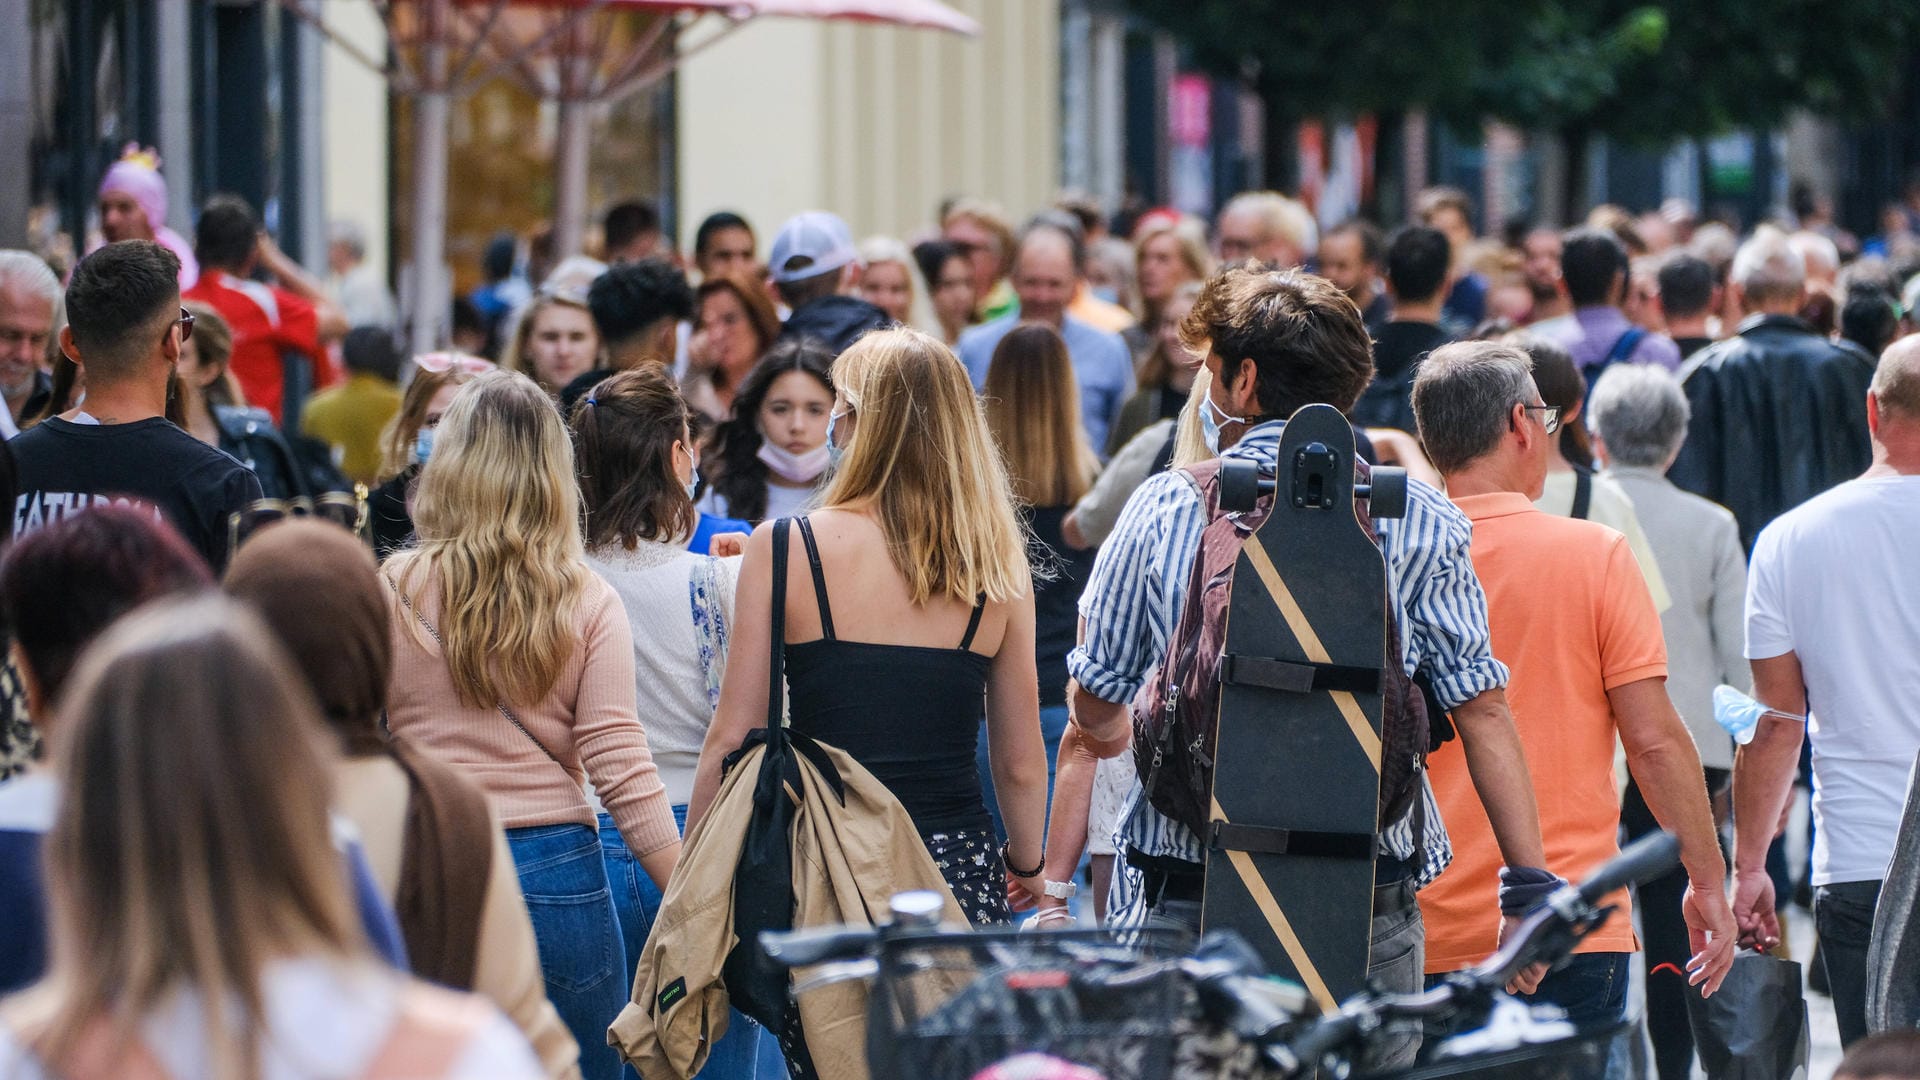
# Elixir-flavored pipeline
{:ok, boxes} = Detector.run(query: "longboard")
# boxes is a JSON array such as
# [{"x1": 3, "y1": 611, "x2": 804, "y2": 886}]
[{"x1": 1202, "y1": 403, "x2": 1397, "y2": 1012}]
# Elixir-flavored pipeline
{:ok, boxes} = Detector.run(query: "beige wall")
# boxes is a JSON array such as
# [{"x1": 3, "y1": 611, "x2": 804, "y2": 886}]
[
  {"x1": 322, "y1": 4, "x2": 391, "y2": 278},
  {"x1": 676, "y1": 0, "x2": 1060, "y2": 252}
]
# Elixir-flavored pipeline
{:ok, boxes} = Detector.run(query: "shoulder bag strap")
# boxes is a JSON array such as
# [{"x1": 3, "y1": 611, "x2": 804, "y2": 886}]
[
  {"x1": 767, "y1": 520, "x2": 791, "y2": 747},
  {"x1": 383, "y1": 574, "x2": 569, "y2": 773},
  {"x1": 1570, "y1": 466, "x2": 1594, "y2": 521}
]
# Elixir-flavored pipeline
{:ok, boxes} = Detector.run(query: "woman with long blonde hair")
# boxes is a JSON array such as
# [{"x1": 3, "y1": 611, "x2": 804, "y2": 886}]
[
  {"x1": 0, "y1": 595, "x2": 542, "y2": 1080},
  {"x1": 688, "y1": 327, "x2": 1049, "y2": 928},
  {"x1": 383, "y1": 370, "x2": 679, "y2": 1080},
  {"x1": 978, "y1": 323, "x2": 1099, "y2": 856}
]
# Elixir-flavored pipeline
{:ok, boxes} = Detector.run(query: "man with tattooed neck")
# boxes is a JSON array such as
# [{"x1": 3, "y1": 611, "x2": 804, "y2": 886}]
[{"x1": 9, "y1": 241, "x2": 260, "y2": 571}]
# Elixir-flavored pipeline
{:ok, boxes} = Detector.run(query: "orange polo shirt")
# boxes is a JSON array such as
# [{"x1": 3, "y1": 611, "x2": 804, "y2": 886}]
[{"x1": 1419, "y1": 491, "x2": 1666, "y2": 973}]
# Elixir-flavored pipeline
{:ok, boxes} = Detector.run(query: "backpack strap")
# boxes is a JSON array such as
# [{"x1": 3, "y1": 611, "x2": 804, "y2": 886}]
[
  {"x1": 1570, "y1": 467, "x2": 1593, "y2": 521},
  {"x1": 1583, "y1": 325, "x2": 1647, "y2": 385},
  {"x1": 357, "y1": 983, "x2": 495, "y2": 1079}
]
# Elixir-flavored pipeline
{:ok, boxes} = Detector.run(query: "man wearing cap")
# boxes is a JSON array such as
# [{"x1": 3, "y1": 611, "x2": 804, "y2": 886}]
[
  {"x1": 769, "y1": 211, "x2": 890, "y2": 357},
  {"x1": 957, "y1": 213, "x2": 1135, "y2": 456},
  {"x1": 96, "y1": 144, "x2": 199, "y2": 289}
]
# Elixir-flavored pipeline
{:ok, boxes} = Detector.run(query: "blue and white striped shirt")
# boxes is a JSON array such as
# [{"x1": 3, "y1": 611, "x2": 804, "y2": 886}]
[{"x1": 1066, "y1": 421, "x2": 1510, "y2": 917}]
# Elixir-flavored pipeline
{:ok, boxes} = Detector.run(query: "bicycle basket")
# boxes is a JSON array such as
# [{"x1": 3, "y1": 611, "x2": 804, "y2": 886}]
[{"x1": 868, "y1": 926, "x2": 1195, "y2": 1080}]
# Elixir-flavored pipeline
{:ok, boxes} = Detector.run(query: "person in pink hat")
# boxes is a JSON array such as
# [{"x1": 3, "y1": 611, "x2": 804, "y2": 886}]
[{"x1": 97, "y1": 144, "x2": 200, "y2": 289}]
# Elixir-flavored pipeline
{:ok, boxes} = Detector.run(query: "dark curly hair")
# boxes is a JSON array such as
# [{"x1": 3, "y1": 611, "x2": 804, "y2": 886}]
[
  {"x1": 586, "y1": 257, "x2": 694, "y2": 351},
  {"x1": 704, "y1": 338, "x2": 834, "y2": 524}
]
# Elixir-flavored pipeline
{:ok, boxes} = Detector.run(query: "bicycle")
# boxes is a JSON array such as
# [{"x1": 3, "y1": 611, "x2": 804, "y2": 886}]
[{"x1": 762, "y1": 831, "x2": 1683, "y2": 1079}]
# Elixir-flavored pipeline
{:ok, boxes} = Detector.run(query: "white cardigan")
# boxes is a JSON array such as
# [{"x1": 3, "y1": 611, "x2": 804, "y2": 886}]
[{"x1": 586, "y1": 540, "x2": 741, "y2": 808}]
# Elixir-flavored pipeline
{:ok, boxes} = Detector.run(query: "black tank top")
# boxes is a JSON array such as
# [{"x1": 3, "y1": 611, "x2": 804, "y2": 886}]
[{"x1": 782, "y1": 517, "x2": 994, "y2": 836}]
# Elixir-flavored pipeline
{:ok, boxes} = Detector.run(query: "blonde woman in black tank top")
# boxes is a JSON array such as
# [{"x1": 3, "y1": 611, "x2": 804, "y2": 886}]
[{"x1": 687, "y1": 328, "x2": 1050, "y2": 926}]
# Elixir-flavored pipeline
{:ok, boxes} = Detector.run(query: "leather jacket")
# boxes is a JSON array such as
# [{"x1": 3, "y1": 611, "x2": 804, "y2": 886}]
[{"x1": 1668, "y1": 314, "x2": 1874, "y2": 550}]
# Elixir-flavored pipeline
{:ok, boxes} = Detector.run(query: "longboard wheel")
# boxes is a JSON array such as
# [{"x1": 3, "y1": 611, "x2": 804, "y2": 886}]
[
  {"x1": 1219, "y1": 458, "x2": 1263, "y2": 512},
  {"x1": 1363, "y1": 467, "x2": 1408, "y2": 519}
]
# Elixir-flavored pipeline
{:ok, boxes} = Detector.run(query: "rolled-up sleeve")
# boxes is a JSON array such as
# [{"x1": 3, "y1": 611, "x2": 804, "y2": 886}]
[
  {"x1": 1386, "y1": 484, "x2": 1509, "y2": 709},
  {"x1": 1067, "y1": 471, "x2": 1204, "y2": 705}
]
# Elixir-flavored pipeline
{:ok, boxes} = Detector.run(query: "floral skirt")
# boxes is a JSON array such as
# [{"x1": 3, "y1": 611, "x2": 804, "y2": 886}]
[{"x1": 925, "y1": 827, "x2": 1012, "y2": 927}]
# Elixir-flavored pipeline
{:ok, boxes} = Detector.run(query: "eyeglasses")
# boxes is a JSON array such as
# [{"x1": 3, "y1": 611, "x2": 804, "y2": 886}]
[
  {"x1": 413, "y1": 351, "x2": 494, "y2": 376},
  {"x1": 1520, "y1": 404, "x2": 1562, "y2": 435},
  {"x1": 168, "y1": 307, "x2": 194, "y2": 345}
]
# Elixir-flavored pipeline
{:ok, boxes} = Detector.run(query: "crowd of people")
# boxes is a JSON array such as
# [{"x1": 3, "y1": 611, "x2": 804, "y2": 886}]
[{"x1": 0, "y1": 139, "x2": 1915, "y2": 1080}]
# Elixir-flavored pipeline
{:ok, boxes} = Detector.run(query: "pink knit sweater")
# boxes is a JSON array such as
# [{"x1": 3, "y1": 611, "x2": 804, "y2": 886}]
[{"x1": 383, "y1": 569, "x2": 679, "y2": 857}]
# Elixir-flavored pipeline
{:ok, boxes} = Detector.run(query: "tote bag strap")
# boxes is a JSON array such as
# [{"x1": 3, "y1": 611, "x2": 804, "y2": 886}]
[{"x1": 766, "y1": 520, "x2": 791, "y2": 757}]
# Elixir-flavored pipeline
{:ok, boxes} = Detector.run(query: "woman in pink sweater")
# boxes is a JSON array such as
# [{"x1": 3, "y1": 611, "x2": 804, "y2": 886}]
[{"x1": 382, "y1": 370, "x2": 680, "y2": 1080}]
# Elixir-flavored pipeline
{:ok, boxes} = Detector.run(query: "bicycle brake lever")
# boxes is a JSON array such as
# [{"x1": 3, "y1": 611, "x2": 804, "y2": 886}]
[{"x1": 791, "y1": 958, "x2": 880, "y2": 995}]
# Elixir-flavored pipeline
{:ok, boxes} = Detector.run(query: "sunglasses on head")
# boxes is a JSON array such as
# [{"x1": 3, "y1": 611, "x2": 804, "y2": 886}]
[{"x1": 413, "y1": 352, "x2": 494, "y2": 376}]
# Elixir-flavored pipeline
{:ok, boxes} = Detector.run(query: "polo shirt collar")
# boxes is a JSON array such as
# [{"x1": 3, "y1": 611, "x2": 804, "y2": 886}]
[{"x1": 1451, "y1": 490, "x2": 1537, "y2": 521}]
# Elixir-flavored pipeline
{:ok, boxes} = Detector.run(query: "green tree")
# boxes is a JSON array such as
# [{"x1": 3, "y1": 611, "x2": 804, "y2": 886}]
[{"x1": 1124, "y1": 0, "x2": 1919, "y2": 144}]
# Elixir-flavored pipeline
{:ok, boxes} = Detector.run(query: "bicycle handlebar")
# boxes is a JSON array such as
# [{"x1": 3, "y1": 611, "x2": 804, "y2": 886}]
[
  {"x1": 760, "y1": 925, "x2": 880, "y2": 968},
  {"x1": 1576, "y1": 831, "x2": 1679, "y2": 906}
]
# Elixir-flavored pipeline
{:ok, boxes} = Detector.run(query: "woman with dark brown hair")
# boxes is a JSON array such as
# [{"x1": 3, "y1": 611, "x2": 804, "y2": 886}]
[
  {"x1": 569, "y1": 366, "x2": 770, "y2": 1076},
  {"x1": 682, "y1": 275, "x2": 780, "y2": 422},
  {"x1": 696, "y1": 339, "x2": 835, "y2": 526}
]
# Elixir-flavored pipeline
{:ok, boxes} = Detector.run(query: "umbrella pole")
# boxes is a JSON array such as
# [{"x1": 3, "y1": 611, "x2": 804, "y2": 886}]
[
  {"x1": 553, "y1": 97, "x2": 591, "y2": 262},
  {"x1": 409, "y1": 0, "x2": 452, "y2": 361}
]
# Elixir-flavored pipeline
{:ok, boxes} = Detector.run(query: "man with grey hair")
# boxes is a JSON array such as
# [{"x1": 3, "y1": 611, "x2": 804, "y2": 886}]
[
  {"x1": 1214, "y1": 191, "x2": 1317, "y2": 269},
  {"x1": 1410, "y1": 341, "x2": 1735, "y2": 1045},
  {"x1": 1589, "y1": 363, "x2": 1748, "y2": 1078},
  {"x1": 959, "y1": 214, "x2": 1133, "y2": 454},
  {"x1": 0, "y1": 252, "x2": 60, "y2": 436},
  {"x1": 1732, "y1": 335, "x2": 1920, "y2": 1048},
  {"x1": 326, "y1": 220, "x2": 397, "y2": 331},
  {"x1": 1670, "y1": 224, "x2": 1875, "y2": 549}
]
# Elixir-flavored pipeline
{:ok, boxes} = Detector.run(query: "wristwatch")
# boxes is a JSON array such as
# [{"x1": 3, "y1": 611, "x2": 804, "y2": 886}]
[{"x1": 1042, "y1": 879, "x2": 1077, "y2": 901}]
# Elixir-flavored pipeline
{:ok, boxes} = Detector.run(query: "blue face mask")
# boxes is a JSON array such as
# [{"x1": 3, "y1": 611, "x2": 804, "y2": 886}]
[
  {"x1": 1198, "y1": 395, "x2": 1247, "y2": 455},
  {"x1": 413, "y1": 426, "x2": 436, "y2": 466},
  {"x1": 686, "y1": 464, "x2": 701, "y2": 503},
  {"x1": 1091, "y1": 285, "x2": 1120, "y2": 305},
  {"x1": 826, "y1": 410, "x2": 849, "y2": 469}
]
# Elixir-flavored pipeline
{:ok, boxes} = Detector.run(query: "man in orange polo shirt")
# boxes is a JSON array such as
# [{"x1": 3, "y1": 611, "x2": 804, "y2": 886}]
[{"x1": 1408, "y1": 340, "x2": 1734, "y2": 1034}]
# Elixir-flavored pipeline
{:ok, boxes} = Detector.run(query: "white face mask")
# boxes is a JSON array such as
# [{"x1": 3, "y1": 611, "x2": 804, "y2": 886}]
[
  {"x1": 757, "y1": 441, "x2": 831, "y2": 484},
  {"x1": 1199, "y1": 393, "x2": 1248, "y2": 455}
]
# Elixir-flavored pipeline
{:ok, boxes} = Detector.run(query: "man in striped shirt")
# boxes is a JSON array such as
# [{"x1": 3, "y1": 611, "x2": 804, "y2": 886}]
[{"x1": 1064, "y1": 267, "x2": 1549, "y2": 1070}]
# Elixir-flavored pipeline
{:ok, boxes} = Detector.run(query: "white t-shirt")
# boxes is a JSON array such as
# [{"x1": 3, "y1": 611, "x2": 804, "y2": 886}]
[{"x1": 1746, "y1": 474, "x2": 1920, "y2": 885}]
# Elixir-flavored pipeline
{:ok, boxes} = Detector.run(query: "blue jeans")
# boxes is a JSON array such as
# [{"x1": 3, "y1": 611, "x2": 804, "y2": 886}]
[
  {"x1": 601, "y1": 809, "x2": 778, "y2": 1079},
  {"x1": 508, "y1": 823, "x2": 630, "y2": 1080}
]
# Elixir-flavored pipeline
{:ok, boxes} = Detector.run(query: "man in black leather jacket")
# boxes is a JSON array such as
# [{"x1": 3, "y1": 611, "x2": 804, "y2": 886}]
[{"x1": 1669, "y1": 226, "x2": 1874, "y2": 550}]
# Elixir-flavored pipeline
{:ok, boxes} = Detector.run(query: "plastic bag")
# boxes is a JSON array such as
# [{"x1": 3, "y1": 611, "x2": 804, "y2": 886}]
[{"x1": 1684, "y1": 951, "x2": 1809, "y2": 1079}]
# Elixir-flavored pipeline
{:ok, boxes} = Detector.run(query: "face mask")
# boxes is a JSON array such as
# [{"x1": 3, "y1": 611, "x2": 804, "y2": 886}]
[
  {"x1": 413, "y1": 426, "x2": 436, "y2": 466},
  {"x1": 686, "y1": 464, "x2": 701, "y2": 503},
  {"x1": 757, "y1": 440, "x2": 831, "y2": 484},
  {"x1": 826, "y1": 410, "x2": 848, "y2": 470},
  {"x1": 1091, "y1": 285, "x2": 1120, "y2": 305},
  {"x1": 1199, "y1": 394, "x2": 1248, "y2": 455}
]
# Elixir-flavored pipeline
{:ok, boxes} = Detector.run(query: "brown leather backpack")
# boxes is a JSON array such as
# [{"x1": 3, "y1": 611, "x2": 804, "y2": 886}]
[{"x1": 1130, "y1": 459, "x2": 1431, "y2": 849}]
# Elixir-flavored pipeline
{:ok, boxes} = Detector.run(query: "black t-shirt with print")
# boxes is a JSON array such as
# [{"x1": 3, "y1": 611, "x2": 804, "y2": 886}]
[{"x1": 9, "y1": 417, "x2": 263, "y2": 571}]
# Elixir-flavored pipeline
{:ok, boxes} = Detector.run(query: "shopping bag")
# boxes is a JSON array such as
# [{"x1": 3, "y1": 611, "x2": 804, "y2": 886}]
[{"x1": 1683, "y1": 950, "x2": 1809, "y2": 1080}]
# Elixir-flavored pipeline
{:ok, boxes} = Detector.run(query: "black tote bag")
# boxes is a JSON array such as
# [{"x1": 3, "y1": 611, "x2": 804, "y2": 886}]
[{"x1": 1684, "y1": 950, "x2": 1809, "y2": 1079}]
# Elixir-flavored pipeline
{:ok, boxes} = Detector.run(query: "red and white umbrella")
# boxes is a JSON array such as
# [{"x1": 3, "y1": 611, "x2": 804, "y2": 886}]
[{"x1": 277, "y1": 0, "x2": 977, "y2": 356}]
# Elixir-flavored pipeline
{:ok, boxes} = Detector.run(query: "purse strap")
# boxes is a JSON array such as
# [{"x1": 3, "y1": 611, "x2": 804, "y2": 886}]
[{"x1": 384, "y1": 573, "x2": 569, "y2": 773}]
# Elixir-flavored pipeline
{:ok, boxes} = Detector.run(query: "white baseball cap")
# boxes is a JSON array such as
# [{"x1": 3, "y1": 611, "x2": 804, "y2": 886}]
[{"x1": 768, "y1": 211, "x2": 858, "y2": 284}]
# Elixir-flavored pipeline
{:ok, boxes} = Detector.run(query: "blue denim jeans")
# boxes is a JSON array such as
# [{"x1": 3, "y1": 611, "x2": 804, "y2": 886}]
[
  {"x1": 1424, "y1": 951, "x2": 1629, "y2": 1078},
  {"x1": 601, "y1": 809, "x2": 778, "y2": 1079},
  {"x1": 976, "y1": 704, "x2": 1072, "y2": 842},
  {"x1": 507, "y1": 823, "x2": 629, "y2": 1080}
]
